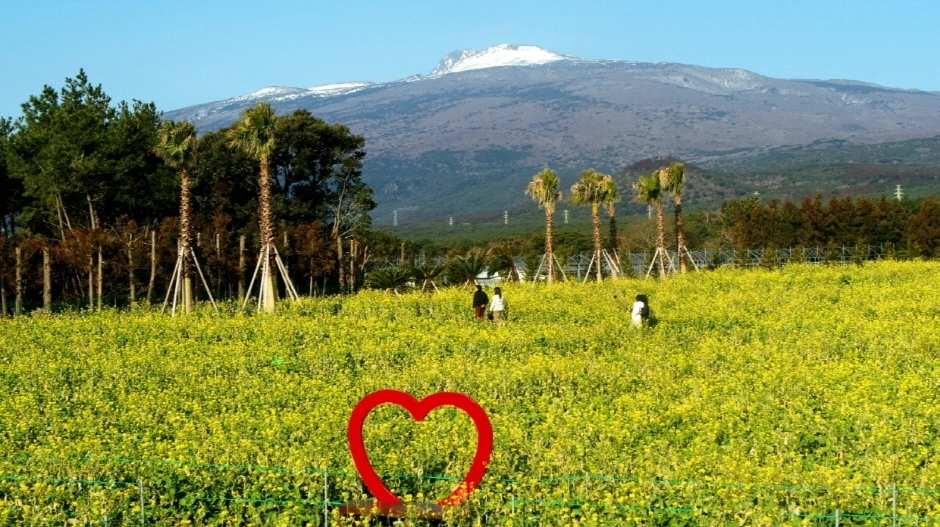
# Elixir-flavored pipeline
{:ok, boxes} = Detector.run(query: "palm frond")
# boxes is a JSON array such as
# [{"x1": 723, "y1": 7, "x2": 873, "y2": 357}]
[
  {"x1": 570, "y1": 169, "x2": 619, "y2": 210},
  {"x1": 365, "y1": 266, "x2": 412, "y2": 293},
  {"x1": 446, "y1": 249, "x2": 488, "y2": 285},
  {"x1": 634, "y1": 173, "x2": 662, "y2": 205},
  {"x1": 525, "y1": 168, "x2": 562, "y2": 214},
  {"x1": 228, "y1": 102, "x2": 278, "y2": 160},
  {"x1": 154, "y1": 120, "x2": 197, "y2": 170},
  {"x1": 662, "y1": 162, "x2": 685, "y2": 197}
]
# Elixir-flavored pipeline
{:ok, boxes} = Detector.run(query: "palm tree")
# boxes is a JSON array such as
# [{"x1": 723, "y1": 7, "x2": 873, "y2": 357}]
[
  {"x1": 154, "y1": 120, "x2": 198, "y2": 313},
  {"x1": 228, "y1": 103, "x2": 279, "y2": 313},
  {"x1": 487, "y1": 242, "x2": 520, "y2": 282},
  {"x1": 570, "y1": 169, "x2": 620, "y2": 281},
  {"x1": 662, "y1": 162, "x2": 688, "y2": 273},
  {"x1": 446, "y1": 249, "x2": 488, "y2": 285},
  {"x1": 365, "y1": 266, "x2": 412, "y2": 294},
  {"x1": 411, "y1": 260, "x2": 445, "y2": 292},
  {"x1": 525, "y1": 169, "x2": 562, "y2": 284},
  {"x1": 635, "y1": 171, "x2": 667, "y2": 278}
]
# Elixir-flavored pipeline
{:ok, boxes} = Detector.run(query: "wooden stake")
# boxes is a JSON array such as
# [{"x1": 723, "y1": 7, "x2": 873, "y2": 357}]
[
  {"x1": 88, "y1": 256, "x2": 94, "y2": 310},
  {"x1": 14, "y1": 246, "x2": 22, "y2": 316},
  {"x1": 97, "y1": 246, "x2": 103, "y2": 311},
  {"x1": 147, "y1": 229, "x2": 156, "y2": 304},
  {"x1": 238, "y1": 235, "x2": 246, "y2": 300},
  {"x1": 43, "y1": 245, "x2": 51, "y2": 312},
  {"x1": 128, "y1": 234, "x2": 136, "y2": 304}
]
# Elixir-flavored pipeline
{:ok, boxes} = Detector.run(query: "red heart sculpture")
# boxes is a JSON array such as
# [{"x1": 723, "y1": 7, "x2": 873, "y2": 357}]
[{"x1": 348, "y1": 390, "x2": 494, "y2": 507}]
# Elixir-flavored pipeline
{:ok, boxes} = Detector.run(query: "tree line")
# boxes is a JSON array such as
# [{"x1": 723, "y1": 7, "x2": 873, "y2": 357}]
[
  {"x1": 0, "y1": 70, "x2": 381, "y2": 314},
  {"x1": 718, "y1": 193, "x2": 940, "y2": 256}
]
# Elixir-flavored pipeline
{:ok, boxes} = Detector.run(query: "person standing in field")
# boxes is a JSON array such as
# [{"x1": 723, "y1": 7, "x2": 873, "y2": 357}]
[
  {"x1": 631, "y1": 294, "x2": 651, "y2": 327},
  {"x1": 473, "y1": 284, "x2": 489, "y2": 321},
  {"x1": 489, "y1": 286, "x2": 506, "y2": 323}
]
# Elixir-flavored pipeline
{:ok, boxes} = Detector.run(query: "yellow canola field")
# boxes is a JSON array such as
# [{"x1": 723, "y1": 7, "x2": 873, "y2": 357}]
[{"x1": 1, "y1": 261, "x2": 940, "y2": 526}]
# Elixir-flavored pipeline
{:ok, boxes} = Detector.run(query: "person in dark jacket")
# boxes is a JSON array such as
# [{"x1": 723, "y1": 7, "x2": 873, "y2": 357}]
[{"x1": 472, "y1": 285, "x2": 489, "y2": 320}]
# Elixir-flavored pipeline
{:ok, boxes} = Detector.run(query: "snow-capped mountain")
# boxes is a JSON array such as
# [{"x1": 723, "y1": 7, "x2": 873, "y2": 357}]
[
  {"x1": 428, "y1": 44, "x2": 575, "y2": 76},
  {"x1": 196, "y1": 44, "x2": 575, "y2": 110},
  {"x1": 165, "y1": 44, "x2": 940, "y2": 220}
]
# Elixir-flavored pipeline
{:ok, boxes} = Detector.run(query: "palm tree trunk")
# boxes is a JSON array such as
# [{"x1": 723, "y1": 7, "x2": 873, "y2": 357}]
[
  {"x1": 180, "y1": 169, "x2": 193, "y2": 314},
  {"x1": 258, "y1": 156, "x2": 276, "y2": 313},
  {"x1": 656, "y1": 201, "x2": 667, "y2": 279},
  {"x1": 545, "y1": 208, "x2": 554, "y2": 285},
  {"x1": 608, "y1": 215, "x2": 618, "y2": 253},
  {"x1": 676, "y1": 195, "x2": 687, "y2": 274}
]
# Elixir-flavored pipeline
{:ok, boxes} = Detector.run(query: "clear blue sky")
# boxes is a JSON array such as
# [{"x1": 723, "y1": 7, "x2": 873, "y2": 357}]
[{"x1": 2, "y1": 1, "x2": 938, "y2": 119}]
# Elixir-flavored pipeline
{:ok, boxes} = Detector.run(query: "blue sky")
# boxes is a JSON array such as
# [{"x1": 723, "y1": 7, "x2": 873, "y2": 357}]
[{"x1": 2, "y1": 1, "x2": 938, "y2": 119}]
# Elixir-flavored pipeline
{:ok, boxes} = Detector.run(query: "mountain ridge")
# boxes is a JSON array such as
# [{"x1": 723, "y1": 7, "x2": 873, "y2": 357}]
[{"x1": 164, "y1": 45, "x2": 940, "y2": 222}]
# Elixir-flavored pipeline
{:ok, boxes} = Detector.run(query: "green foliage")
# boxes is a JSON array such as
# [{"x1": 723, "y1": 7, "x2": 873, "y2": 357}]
[
  {"x1": 410, "y1": 260, "x2": 445, "y2": 291},
  {"x1": 227, "y1": 102, "x2": 278, "y2": 162},
  {"x1": 153, "y1": 120, "x2": 198, "y2": 171},
  {"x1": 445, "y1": 249, "x2": 488, "y2": 285},
  {"x1": 271, "y1": 110, "x2": 372, "y2": 230},
  {"x1": 633, "y1": 173, "x2": 662, "y2": 207},
  {"x1": 486, "y1": 242, "x2": 520, "y2": 282},
  {"x1": 7, "y1": 70, "x2": 175, "y2": 236},
  {"x1": 525, "y1": 168, "x2": 562, "y2": 214},
  {"x1": 364, "y1": 266, "x2": 413, "y2": 292},
  {"x1": 0, "y1": 118, "x2": 21, "y2": 235},
  {"x1": 662, "y1": 162, "x2": 685, "y2": 198}
]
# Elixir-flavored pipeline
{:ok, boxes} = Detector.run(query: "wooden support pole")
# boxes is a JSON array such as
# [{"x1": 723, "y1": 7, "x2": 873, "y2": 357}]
[
  {"x1": 238, "y1": 235, "x2": 246, "y2": 300},
  {"x1": 97, "y1": 246, "x2": 103, "y2": 311},
  {"x1": 43, "y1": 245, "x2": 51, "y2": 312},
  {"x1": 14, "y1": 246, "x2": 22, "y2": 316},
  {"x1": 147, "y1": 229, "x2": 156, "y2": 304}
]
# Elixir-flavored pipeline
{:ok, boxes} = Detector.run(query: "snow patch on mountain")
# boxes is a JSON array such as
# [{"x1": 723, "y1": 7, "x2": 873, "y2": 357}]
[
  {"x1": 229, "y1": 86, "x2": 309, "y2": 102},
  {"x1": 429, "y1": 44, "x2": 573, "y2": 76},
  {"x1": 307, "y1": 82, "x2": 374, "y2": 96}
]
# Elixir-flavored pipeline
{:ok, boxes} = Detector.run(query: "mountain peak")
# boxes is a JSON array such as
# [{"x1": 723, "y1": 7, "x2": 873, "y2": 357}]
[{"x1": 429, "y1": 44, "x2": 572, "y2": 76}]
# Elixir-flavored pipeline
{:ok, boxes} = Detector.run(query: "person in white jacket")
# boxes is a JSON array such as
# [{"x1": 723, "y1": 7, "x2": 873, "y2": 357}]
[{"x1": 489, "y1": 286, "x2": 506, "y2": 323}]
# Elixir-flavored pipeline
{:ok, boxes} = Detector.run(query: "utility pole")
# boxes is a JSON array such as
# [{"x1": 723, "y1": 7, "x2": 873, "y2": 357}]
[
  {"x1": 449, "y1": 217, "x2": 454, "y2": 227},
  {"x1": 504, "y1": 211, "x2": 508, "y2": 225},
  {"x1": 895, "y1": 185, "x2": 904, "y2": 201},
  {"x1": 563, "y1": 210, "x2": 569, "y2": 224},
  {"x1": 393, "y1": 210, "x2": 398, "y2": 227}
]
